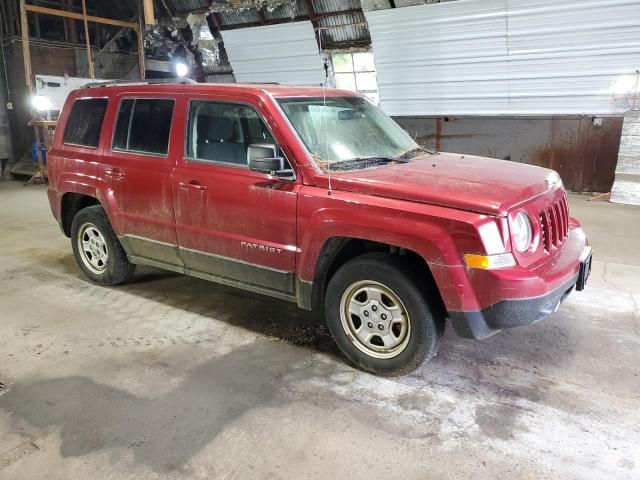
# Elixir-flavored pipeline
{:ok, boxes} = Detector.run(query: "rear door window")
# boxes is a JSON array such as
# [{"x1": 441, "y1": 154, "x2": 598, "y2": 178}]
[
  {"x1": 112, "y1": 98, "x2": 174, "y2": 155},
  {"x1": 63, "y1": 98, "x2": 108, "y2": 147},
  {"x1": 112, "y1": 99, "x2": 133, "y2": 150}
]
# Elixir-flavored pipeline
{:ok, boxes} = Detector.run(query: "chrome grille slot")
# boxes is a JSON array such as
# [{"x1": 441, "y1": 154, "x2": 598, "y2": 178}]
[{"x1": 540, "y1": 194, "x2": 569, "y2": 253}]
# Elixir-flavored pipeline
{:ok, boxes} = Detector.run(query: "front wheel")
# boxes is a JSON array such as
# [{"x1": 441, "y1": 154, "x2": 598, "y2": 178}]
[
  {"x1": 70, "y1": 205, "x2": 135, "y2": 285},
  {"x1": 325, "y1": 253, "x2": 444, "y2": 376}
]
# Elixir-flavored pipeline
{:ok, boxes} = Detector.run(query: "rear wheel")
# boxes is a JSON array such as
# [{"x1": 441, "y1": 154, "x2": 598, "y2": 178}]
[
  {"x1": 71, "y1": 205, "x2": 135, "y2": 285},
  {"x1": 325, "y1": 253, "x2": 444, "y2": 375}
]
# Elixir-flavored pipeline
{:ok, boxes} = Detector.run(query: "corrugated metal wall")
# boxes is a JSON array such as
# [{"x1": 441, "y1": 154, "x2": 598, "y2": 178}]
[
  {"x1": 221, "y1": 22, "x2": 323, "y2": 85},
  {"x1": 366, "y1": 0, "x2": 640, "y2": 116}
]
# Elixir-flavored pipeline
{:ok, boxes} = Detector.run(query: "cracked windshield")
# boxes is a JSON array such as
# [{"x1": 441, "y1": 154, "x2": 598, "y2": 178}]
[{"x1": 277, "y1": 96, "x2": 429, "y2": 172}]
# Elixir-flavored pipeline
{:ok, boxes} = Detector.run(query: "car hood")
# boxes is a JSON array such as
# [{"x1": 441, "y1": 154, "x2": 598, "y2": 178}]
[{"x1": 316, "y1": 153, "x2": 557, "y2": 216}]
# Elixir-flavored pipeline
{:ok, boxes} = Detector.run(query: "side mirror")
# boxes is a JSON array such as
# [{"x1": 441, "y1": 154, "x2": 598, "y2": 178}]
[{"x1": 247, "y1": 144, "x2": 292, "y2": 178}]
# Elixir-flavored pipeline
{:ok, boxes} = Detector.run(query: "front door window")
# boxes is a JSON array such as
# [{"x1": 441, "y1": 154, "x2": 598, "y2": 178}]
[{"x1": 186, "y1": 100, "x2": 276, "y2": 166}]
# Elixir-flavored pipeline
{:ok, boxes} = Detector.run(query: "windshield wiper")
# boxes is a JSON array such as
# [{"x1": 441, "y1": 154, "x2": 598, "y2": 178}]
[
  {"x1": 355, "y1": 156, "x2": 412, "y2": 164},
  {"x1": 397, "y1": 146, "x2": 434, "y2": 160},
  {"x1": 329, "y1": 156, "x2": 409, "y2": 171},
  {"x1": 328, "y1": 157, "x2": 387, "y2": 170}
]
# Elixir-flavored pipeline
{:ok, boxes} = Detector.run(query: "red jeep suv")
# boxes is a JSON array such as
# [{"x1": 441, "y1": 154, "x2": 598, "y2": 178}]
[{"x1": 47, "y1": 80, "x2": 592, "y2": 375}]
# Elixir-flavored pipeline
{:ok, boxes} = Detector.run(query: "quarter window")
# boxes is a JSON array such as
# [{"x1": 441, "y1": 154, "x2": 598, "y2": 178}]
[
  {"x1": 186, "y1": 100, "x2": 275, "y2": 166},
  {"x1": 63, "y1": 98, "x2": 108, "y2": 147},
  {"x1": 112, "y1": 98, "x2": 174, "y2": 155}
]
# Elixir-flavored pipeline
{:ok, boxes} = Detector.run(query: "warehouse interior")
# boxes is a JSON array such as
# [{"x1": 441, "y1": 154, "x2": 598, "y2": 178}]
[{"x1": 0, "y1": 0, "x2": 639, "y2": 478}]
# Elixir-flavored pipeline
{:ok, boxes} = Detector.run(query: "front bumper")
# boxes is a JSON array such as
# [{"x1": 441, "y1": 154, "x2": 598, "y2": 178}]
[
  {"x1": 448, "y1": 274, "x2": 576, "y2": 339},
  {"x1": 449, "y1": 245, "x2": 592, "y2": 340}
]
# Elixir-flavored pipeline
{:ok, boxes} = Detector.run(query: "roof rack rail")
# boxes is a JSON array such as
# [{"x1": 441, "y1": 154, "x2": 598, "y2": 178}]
[{"x1": 82, "y1": 78, "x2": 197, "y2": 89}]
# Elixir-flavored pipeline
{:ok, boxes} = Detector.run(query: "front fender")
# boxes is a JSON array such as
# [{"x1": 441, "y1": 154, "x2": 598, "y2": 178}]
[{"x1": 296, "y1": 188, "x2": 500, "y2": 311}]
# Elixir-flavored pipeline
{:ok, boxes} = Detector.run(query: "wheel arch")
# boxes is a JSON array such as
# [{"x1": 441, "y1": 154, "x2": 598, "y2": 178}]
[
  {"x1": 304, "y1": 236, "x2": 448, "y2": 321},
  {"x1": 60, "y1": 192, "x2": 101, "y2": 237}
]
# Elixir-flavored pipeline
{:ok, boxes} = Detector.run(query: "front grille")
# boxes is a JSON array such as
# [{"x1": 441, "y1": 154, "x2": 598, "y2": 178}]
[{"x1": 539, "y1": 194, "x2": 569, "y2": 253}]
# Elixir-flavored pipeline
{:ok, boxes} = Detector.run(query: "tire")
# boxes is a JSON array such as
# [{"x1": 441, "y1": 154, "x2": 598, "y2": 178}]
[
  {"x1": 325, "y1": 252, "x2": 444, "y2": 376},
  {"x1": 70, "y1": 205, "x2": 135, "y2": 285}
]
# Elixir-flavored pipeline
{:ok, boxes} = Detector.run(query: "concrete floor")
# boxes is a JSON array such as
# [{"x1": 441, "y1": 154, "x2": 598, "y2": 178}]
[{"x1": 0, "y1": 180, "x2": 638, "y2": 480}]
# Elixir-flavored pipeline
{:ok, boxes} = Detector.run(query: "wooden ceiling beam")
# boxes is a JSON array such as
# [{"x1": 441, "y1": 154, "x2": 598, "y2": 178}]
[{"x1": 24, "y1": 4, "x2": 138, "y2": 30}]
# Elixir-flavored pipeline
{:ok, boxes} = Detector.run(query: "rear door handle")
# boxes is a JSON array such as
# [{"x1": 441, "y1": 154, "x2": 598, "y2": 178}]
[
  {"x1": 105, "y1": 168, "x2": 125, "y2": 179},
  {"x1": 179, "y1": 180, "x2": 207, "y2": 191}
]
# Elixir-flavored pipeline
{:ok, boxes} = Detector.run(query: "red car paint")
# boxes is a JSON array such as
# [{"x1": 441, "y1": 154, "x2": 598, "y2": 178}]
[{"x1": 47, "y1": 83, "x2": 589, "y2": 336}]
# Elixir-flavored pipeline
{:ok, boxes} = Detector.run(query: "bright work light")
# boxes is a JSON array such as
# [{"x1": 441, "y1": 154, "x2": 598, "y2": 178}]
[
  {"x1": 31, "y1": 95, "x2": 52, "y2": 111},
  {"x1": 175, "y1": 62, "x2": 189, "y2": 77}
]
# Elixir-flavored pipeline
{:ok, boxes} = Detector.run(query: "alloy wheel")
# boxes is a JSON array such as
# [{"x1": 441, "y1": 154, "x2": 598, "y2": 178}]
[
  {"x1": 77, "y1": 222, "x2": 109, "y2": 274},
  {"x1": 339, "y1": 280, "x2": 411, "y2": 359}
]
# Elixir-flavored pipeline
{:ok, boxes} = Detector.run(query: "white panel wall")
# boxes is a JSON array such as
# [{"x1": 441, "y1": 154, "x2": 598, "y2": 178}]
[
  {"x1": 222, "y1": 22, "x2": 323, "y2": 86},
  {"x1": 366, "y1": 0, "x2": 640, "y2": 115}
]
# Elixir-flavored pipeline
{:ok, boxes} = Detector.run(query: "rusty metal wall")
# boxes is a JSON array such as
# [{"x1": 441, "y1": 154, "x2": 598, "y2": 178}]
[
  {"x1": 0, "y1": 73, "x2": 11, "y2": 160},
  {"x1": 30, "y1": 44, "x2": 77, "y2": 76},
  {"x1": 3, "y1": 41, "x2": 33, "y2": 163},
  {"x1": 394, "y1": 115, "x2": 622, "y2": 192}
]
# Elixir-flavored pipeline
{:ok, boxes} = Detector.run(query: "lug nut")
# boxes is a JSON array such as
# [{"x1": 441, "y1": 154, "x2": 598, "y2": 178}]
[
  {"x1": 381, "y1": 314, "x2": 387, "y2": 320},
  {"x1": 367, "y1": 322, "x2": 374, "y2": 328},
  {"x1": 377, "y1": 324, "x2": 384, "y2": 331},
  {"x1": 363, "y1": 310, "x2": 369, "y2": 317},
  {"x1": 372, "y1": 305, "x2": 378, "y2": 312}
]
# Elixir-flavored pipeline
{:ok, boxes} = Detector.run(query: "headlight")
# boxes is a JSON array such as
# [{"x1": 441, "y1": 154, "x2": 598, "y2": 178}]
[{"x1": 512, "y1": 211, "x2": 533, "y2": 252}]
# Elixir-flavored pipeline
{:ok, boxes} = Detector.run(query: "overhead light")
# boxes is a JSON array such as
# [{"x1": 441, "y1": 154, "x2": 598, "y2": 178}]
[
  {"x1": 31, "y1": 95, "x2": 52, "y2": 111},
  {"x1": 175, "y1": 62, "x2": 189, "y2": 77}
]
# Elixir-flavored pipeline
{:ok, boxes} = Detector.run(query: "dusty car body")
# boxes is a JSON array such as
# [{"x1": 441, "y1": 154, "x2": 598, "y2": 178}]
[{"x1": 47, "y1": 80, "x2": 592, "y2": 374}]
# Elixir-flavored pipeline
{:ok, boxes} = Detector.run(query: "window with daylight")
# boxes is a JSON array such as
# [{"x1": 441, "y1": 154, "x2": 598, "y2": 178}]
[{"x1": 331, "y1": 52, "x2": 379, "y2": 104}]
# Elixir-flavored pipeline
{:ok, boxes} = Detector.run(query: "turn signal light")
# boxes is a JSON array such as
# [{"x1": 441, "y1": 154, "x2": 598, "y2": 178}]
[{"x1": 464, "y1": 253, "x2": 516, "y2": 270}]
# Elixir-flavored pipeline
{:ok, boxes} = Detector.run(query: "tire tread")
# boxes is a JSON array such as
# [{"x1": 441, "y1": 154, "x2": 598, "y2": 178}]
[{"x1": 325, "y1": 252, "x2": 444, "y2": 376}]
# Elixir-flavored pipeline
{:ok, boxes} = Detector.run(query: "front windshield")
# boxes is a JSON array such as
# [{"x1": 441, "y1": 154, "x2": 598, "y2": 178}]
[{"x1": 277, "y1": 96, "x2": 421, "y2": 172}]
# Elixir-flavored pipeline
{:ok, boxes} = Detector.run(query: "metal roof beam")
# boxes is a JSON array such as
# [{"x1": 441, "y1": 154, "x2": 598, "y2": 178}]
[{"x1": 216, "y1": 8, "x2": 363, "y2": 30}]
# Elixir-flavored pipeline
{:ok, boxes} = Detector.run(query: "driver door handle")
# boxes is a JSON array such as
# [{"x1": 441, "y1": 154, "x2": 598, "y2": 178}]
[{"x1": 179, "y1": 180, "x2": 207, "y2": 191}]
